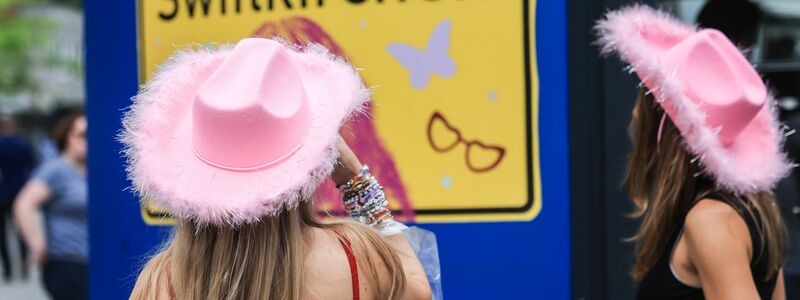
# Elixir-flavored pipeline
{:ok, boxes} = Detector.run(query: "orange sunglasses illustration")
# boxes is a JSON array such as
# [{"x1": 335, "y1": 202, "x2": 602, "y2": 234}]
[{"x1": 426, "y1": 111, "x2": 506, "y2": 173}]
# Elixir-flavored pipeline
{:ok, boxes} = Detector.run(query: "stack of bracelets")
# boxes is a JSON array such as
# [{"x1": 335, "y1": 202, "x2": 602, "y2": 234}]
[{"x1": 337, "y1": 165, "x2": 394, "y2": 226}]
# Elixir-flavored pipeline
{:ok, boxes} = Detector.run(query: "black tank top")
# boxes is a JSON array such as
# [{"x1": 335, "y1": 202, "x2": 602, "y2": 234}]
[{"x1": 636, "y1": 193, "x2": 777, "y2": 299}]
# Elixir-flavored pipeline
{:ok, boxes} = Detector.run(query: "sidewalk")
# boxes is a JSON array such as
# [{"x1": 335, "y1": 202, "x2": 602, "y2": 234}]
[
  {"x1": 0, "y1": 218, "x2": 48, "y2": 299},
  {"x1": 0, "y1": 269, "x2": 48, "y2": 300}
]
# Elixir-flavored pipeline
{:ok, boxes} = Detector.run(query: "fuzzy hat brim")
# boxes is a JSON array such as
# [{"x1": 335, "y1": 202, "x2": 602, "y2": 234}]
[
  {"x1": 120, "y1": 42, "x2": 369, "y2": 226},
  {"x1": 596, "y1": 5, "x2": 792, "y2": 194}
]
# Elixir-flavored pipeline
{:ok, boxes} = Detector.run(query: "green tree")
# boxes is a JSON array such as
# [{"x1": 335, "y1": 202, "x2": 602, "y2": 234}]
[
  {"x1": 0, "y1": 0, "x2": 53, "y2": 97},
  {"x1": 50, "y1": 0, "x2": 80, "y2": 7}
]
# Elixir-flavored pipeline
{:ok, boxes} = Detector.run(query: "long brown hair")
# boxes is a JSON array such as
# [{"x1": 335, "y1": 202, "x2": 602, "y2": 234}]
[
  {"x1": 130, "y1": 201, "x2": 406, "y2": 300},
  {"x1": 626, "y1": 89, "x2": 785, "y2": 281}
]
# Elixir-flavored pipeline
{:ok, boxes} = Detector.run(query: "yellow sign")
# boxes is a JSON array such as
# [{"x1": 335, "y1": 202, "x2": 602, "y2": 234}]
[{"x1": 137, "y1": 0, "x2": 540, "y2": 224}]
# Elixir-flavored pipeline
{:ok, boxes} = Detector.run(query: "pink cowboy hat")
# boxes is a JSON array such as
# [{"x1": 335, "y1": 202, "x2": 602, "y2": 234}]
[
  {"x1": 596, "y1": 5, "x2": 792, "y2": 194},
  {"x1": 120, "y1": 38, "x2": 369, "y2": 225}
]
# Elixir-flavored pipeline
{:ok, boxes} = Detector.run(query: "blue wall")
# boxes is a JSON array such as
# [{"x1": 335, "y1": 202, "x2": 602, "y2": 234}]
[{"x1": 85, "y1": 0, "x2": 568, "y2": 298}]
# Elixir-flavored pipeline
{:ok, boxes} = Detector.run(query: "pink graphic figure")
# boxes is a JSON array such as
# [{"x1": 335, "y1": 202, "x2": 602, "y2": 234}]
[{"x1": 253, "y1": 18, "x2": 416, "y2": 222}]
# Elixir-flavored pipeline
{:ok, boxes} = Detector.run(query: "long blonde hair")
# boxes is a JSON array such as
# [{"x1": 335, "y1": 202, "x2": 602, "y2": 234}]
[
  {"x1": 626, "y1": 89, "x2": 785, "y2": 281},
  {"x1": 130, "y1": 201, "x2": 406, "y2": 300}
]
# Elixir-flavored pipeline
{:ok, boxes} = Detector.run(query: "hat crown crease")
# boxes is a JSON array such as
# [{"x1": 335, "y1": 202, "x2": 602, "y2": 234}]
[
  {"x1": 663, "y1": 29, "x2": 766, "y2": 146},
  {"x1": 191, "y1": 38, "x2": 312, "y2": 171}
]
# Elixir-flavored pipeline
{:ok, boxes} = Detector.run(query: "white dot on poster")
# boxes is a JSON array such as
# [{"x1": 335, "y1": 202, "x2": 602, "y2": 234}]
[
  {"x1": 487, "y1": 90, "x2": 497, "y2": 101},
  {"x1": 441, "y1": 176, "x2": 453, "y2": 189},
  {"x1": 359, "y1": 20, "x2": 368, "y2": 30},
  {"x1": 154, "y1": 38, "x2": 161, "y2": 46}
]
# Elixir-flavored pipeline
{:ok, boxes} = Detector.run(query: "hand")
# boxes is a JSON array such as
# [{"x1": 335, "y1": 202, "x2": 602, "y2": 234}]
[
  {"x1": 29, "y1": 242, "x2": 46, "y2": 267},
  {"x1": 330, "y1": 136, "x2": 363, "y2": 186}
]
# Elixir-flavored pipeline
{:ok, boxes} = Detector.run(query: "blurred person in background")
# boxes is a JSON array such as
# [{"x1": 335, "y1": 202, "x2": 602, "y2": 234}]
[
  {"x1": 696, "y1": 0, "x2": 762, "y2": 50},
  {"x1": 15, "y1": 110, "x2": 87, "y2": 300},
  {"x1": 598, "y1": 6, "x2": 790, "y2": 299},
  {"x1": 0, "y1": 114, "x2": 33, "y2": 281}
]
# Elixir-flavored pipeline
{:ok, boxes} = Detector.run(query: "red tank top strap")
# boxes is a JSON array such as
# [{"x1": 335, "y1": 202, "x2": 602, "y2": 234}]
[{"x1": 334, "y1": 231, "x2": 360, "y2": 300}]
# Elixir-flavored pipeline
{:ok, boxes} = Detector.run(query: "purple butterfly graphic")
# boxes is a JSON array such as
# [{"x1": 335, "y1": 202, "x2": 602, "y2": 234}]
[{"x1": 387, "y1": 20, "x2": 456, "y2": 90}]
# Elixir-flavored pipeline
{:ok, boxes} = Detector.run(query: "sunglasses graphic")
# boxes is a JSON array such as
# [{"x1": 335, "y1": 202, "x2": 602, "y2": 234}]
[{"x1": 426, "y1": 111, "x2": 506, "y2": 173}]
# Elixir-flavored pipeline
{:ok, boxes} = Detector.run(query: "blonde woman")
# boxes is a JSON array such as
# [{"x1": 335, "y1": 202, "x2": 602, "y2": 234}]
[
  {"x1": 598, "y1": 6, "x2": 790, "y2": 299},
  {"x1": 124, "y1": 38, "x2": 431, "y2": 299}
]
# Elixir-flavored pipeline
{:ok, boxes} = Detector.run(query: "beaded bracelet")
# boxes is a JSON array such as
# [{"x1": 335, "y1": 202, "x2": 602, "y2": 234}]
[
  {"x1": 338, "y1": 165, "x2": 394, "y2": 226},
  {"x1": 337, "y1": 165, "x2": 372, "y2": 192}
]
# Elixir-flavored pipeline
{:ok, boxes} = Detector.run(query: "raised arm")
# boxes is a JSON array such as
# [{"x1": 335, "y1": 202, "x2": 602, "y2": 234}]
[{"x1": 332, "y1": 137, "x2": 432, "y2": 300}]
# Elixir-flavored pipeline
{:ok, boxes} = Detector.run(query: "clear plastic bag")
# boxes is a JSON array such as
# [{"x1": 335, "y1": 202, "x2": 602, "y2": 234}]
[{"x1": 402, "y1": 227, "x2": 443, "y2": 300}]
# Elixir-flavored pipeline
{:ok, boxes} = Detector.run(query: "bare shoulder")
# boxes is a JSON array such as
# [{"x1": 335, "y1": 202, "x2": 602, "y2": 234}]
[
  {"x1": 354, "y1": 230, "x2": 396, "y2": 299},
  {"x1": 303, "y1": 226, "x2": 395, "y2": 300},
  {"x1": 688, "y1": 198, "x2": 741, "y2": 215},
  {"x1": 684, "y1": 199, "x2": 752, "y2": 257},
  {"x1": 680, "y1": 200, "x2": 762, "y2": 298},
  {"x1": 685, "y1": 199, "x2": 747, "y2": 229},
  {"x1": 302, "y1": 228, "x2": 355, "y2": 299},
  {"x1": 304, "y1": 227, "x2": 352, "y2": 276}
]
